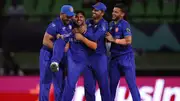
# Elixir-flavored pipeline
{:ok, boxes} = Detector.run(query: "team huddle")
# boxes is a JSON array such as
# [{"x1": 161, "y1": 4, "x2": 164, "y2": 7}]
[{"x1": 39, "y1": 2, "x2": 141, "y2": 101}]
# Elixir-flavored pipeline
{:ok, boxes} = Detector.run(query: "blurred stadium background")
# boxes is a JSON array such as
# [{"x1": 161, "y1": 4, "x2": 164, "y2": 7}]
[{"x1": 0, "y1": 0, "x2": 180, "y2": 101}]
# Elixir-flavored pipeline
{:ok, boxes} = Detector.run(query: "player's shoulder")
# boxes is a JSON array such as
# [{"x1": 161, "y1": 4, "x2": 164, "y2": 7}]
[
  {"x1": 101, "y1": 18, "x2": 108, "y2": 24},
  {"x1": 121, "y1": 19, "x2": 130, "y2": 26},
  {"x1": 99, "y1": 18, "x2": 108, "y2": 28},
  {"x1": 51, "y1": 17, "x2": 59, "y2": 23},
  {"x1": 50, "y1": 17, "x2": 62, "y2": 26},
  {"x1": 86, "y1": 18, "x2": 94, "y2": 27},
  {"x1": 86, "y1": 18, "x2": 93, "y2": 24},
  {"x1": 109, "y1": 21, "x2": 115, "y2": 26},
  {"x1": 99, "y1": 19, "x2": 108, "y2": 32}
]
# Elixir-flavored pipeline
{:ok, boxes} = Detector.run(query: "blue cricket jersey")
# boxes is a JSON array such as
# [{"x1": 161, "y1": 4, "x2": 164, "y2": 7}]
[
  {"x1": 68, "y1": 19, "x2": 100, "y2": 63},
  {"x1": 42, "y1": 17, "x2": 73, "y2": 51},
  {"x1": 109, "y1": 19, "x2": 133, "y2": 57},
  {"x1": 68, "y1": 33, "x2": 89, "y2": 63},
  {"x1": 85, "y1": 18, "x2": 108, "y2": 55}
]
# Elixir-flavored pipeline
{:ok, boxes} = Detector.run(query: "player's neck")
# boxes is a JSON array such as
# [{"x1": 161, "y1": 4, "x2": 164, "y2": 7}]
[
  {"x1": 115, "y1": 18, "x2": 123, "y2": 24},
  {"x1": 81, "y1": 22, "x2": 86, "y2": 26},
  {"x1": 60, "y1": 15, "x2": 63, "y2": 21},
  {"x1": 60, "y1": 15, "x2": 64, "y2": 24},
  {"x1": 59, "y1": 15, "x2": 67, "y2": 25},
  {"x1": 94, "y1": 17, "x2": 103, "y2": 24},
  {"x1": 79, "y1": 23, "x2": 86, "y2": 28}
]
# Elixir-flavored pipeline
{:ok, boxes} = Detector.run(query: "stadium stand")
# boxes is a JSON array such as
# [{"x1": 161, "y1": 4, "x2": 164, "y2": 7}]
[
  {"x1": 129, "y1": 0, "x2": 144, "y2": 22},
  {"x1": 129, "y1": 0, "x2": 144, "y2": 16},
  {"x1": 146, "y1": 1, "x2": 161, "y2": 22},
  {"x1": 36, "y1": 0, "x2": 51, "y2": 14},
  {"x1": 3, "y1": 0, "x2": 180, "y2": 23},
  {"x1": 177, "y1": 3, "x2": 180, "y2": 22},
  {"x1": 23, "y1": 0, "x2": 35, "y2": 15},
  {"x1": 162, "y1": 0, "x2": 176, "y2": 22},
  {"x1": 4, "y1": 0, "x2": 11, "y2": 14},
  {"x1": 52, "y1": 0, "x2": 67, "y2": 14},
  {"x1": 162, "y1": 0, "x2": 176, "y2": 16}
]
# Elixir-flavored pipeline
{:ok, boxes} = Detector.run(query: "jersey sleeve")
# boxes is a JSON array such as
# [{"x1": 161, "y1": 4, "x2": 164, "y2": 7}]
[
  {"x1": 46, "y1": 22, "x2": 57, "y2": 35},
  {"x1": 122, "y1": 21, "x2": 132, "y2": 37}
]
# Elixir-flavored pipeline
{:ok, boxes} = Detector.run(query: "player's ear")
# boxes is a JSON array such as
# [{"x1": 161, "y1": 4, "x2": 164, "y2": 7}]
[
  {"x1": 122, "y1": 12, "x2": 125, "y2": 18},
  {"x1": 101, "y1": 11, "x2": 105, "y2": 16}
]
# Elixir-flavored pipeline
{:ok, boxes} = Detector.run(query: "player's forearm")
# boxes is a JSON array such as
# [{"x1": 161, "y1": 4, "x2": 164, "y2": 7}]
[
  {"x1": 43, "y1": 33, "x2": 54, "y2": 49},
  {"x1": 82, "y1": 37, "x2": 97, "y2": 50},
  {"x1": 43, "y1": 40, "x2": 53, "y2": 49},
  {"x1": 114, "y1": 38, "x2": 131, "y2": 45}
]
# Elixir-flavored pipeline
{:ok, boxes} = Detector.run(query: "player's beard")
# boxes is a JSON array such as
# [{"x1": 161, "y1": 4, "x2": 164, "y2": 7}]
[
  {"x1": 113, "y1": 16, "x2": 122, "y2": 22},
  {"x1": 64, "y1": 16, "x2": 71, "y2": 25},
  {"x1": 62, "y1": 19, "x2": 70, "y2": 25},
  {"x1": 92, "y1": 13, "x2": 96, "y2": 19},
  {"x1": 93, "y1": 14, "x2": 102, "y2": 21},
  {"x1": 60, "y1": 14, "x2": 70, "y2": 25},
  {"x1": 92, "y1": 12, "x2": 101, "y2": 19}
]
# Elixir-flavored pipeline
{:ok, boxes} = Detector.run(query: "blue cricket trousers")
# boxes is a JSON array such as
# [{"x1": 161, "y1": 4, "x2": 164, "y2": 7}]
[
  {"x1": 109, "y1": 53, "x2": 141, "y2": 101},
  {"x1": 61, "y1": 50, "x2": 88, "y2": 101},
  {"x1": 39, "y1": 39, "x2": 66, "y2": 101},
  {"x1": 84, "y1": 54, "x2": 111, "y2": 101}
]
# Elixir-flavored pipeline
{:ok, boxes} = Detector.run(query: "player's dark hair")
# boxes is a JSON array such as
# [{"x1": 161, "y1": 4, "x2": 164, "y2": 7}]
[
  {"x1": 114, "y1": 3, "x2": 128, "y2": 14},
  {"x1": 75, "y1": 10, "x2": 86, "y2": 17},
  {"x1": 72, "y1": 10, "x2": 86, "y2": 28},
  {"x1": 114, "y1": 3, "x2": 128, "y2": 20}
]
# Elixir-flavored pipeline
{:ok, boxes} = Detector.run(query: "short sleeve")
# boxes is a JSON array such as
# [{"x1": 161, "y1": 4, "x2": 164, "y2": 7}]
[
  {"x1": 122, "y1": 21, "x2": 132, "y2": 37},
  {"x1": 46, "y1": 22, "x2": 57, "y2": 35}
]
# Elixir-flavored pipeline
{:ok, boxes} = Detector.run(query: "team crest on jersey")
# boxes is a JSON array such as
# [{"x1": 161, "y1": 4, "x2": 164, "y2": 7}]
[
  {"x1": 62, "y1": 27, "x2": 66, "y2": 31},
  {"x1": 94, "y1": 25, "x2": 97, "y2": 28},
  {"x1": 69, "y1": 7, "x2": 74, "y2": 12},
  {"x1": 69, "y1": 25, "x2": 72, "y2": 29},
  {"x1": 51, "y1": 23, "x2": 56, "y2": 27},
  {"x1": 102, "y1": 25, "x2": 106, "y2": 31},
  {"x1": 115, "y1": 27, "x2": 119, "y2": 32},
  {"x1": 126, "y1": 28, "x2": 131, "y2": 33},
  {"x1": 109, "y1": 27, "x2": 112, "y2": 31},
  {"x1": 88, "y1": 24, "x2": 92, "y2": 27}
]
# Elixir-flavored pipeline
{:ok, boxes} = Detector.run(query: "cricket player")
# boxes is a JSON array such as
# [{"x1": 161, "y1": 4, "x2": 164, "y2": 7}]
[
  {"x1": 83, "y1": 2, "x2": 111, "y2": 101},
  {"x1": 61, "y1": 10, "x2": 98, "y2": 101},
  {"x1": 106, "y1": 4, "x2": 141, "y2": 101},
  {"x1": 39, "y1": 5, "x2": 75, "y2": 101}
]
